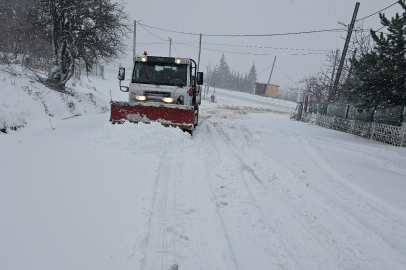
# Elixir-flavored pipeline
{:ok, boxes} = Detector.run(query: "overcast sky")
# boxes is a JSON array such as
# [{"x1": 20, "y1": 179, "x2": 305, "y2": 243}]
[{"x1": 121, "y1": 0, "x2": 401, "y2": 89}]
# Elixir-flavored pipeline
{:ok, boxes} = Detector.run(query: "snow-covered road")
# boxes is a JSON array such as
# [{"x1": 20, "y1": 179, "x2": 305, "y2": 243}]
[{"x1": 1, "y1": 86, "x2": 406, "y2": 270}]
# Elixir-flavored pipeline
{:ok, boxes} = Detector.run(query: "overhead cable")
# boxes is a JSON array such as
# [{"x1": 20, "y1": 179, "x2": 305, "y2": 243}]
[
  {"x1": 356, "y1": 1, "x2": 399, "y2": 21},
  {"x1": 138, "y1": 23, "x2": 167, "y2": 41},
  {"x1": 199, "y1": 42, "x2": 331, "y2": 52},
  {"x1": 258, "y1": 63, "x2": 274, "y2": 76},
  {"x1": 275, "y1": 65, "x2": 298, "y2": 85},
  {"x1": 138, "y1": 22, "x2": 348, "y2": 37},
  {"x1": 171, "y1": 43, "x2": 180, "y2": 58},
  {"x1": 174, "y1": 41, "x2": 328, "y2": 56},
  {"x1": 138, "y1": 23, "x2": 331, "y2": 56}
]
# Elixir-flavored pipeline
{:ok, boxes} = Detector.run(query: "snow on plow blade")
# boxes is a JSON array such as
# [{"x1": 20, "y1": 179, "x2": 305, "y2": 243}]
[{"x1": 110, "y1": 101, "x2": 195, "y2": 130}]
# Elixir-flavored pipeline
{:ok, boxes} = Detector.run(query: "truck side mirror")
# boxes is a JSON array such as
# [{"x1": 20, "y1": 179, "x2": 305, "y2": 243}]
[
  {"x1": 196, "y1": 72, "x2": 203, "y2": 85},
  {"x1": 118, "y1": 67, "x2": 125, "y2": 80}
]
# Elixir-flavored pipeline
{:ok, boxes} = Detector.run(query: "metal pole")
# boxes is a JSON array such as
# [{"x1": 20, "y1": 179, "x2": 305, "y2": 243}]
[
  {"x1": 133, "y1": 20, "x2": 136, "y2": 60},
  {"x1": 332, "y1": 2, "x2": 360, "y2": 101},
  {"x1": 265, "y1": 56, "x2": 277, "y2": 97},
  {"x1": 197, "y1": 33, "x2": 202, "y2": 73},
  {"x1": 169, "y1": 38, "x2": 172, "y2": 57}
]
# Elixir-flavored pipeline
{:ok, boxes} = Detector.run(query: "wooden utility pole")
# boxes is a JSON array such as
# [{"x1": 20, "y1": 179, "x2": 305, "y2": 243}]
[
  {"x1": 329, "y1": 49, "x2": 339, "y2": 98},
  {"x1": 205, "y1": 65, "x2": 210, "y2": 99},
  {"x1": 133, "y1": 20, "x2": 136, "y2": 60},
  {"x1": 169, "y1": 38, "x2": 172, "y2": 57},
  {"x1": 265, "y1": 56, "x2": 277, "y2": 96},
  {"x1": 197, "y1": 33, "x2": 202, "y2": 73},
  {"x1": 332, "y1": 2, "x2": 360, "y2": 101}
]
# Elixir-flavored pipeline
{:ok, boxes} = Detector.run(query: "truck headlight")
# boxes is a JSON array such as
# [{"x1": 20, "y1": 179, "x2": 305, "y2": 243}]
[
  {"x1": 135, "y1": 95, "x2": 147, "y2": 101},
  {"x1": 162, "y1": 97, "x2": 174, "y2": 103}
]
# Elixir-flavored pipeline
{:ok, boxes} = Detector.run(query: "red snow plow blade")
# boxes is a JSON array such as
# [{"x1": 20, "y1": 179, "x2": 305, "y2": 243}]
[{"x1": 110, "y1": 101, "x2": 195, "y2": 130}]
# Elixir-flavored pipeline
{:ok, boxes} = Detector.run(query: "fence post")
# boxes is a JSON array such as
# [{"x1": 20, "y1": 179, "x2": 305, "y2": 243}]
[
  {"x1": 297, "y1": 103, "x2": 303, "y2": 121},
  {"x1": 350, "y1": 119, "x2": 355, "y2": 134},
  {"x1": 316, "y1": 112, "x2": 320, "y2": 126},
  {"x1": 370, "y1": 122, "x2": 376, "y2": 140},
  {"x1": 400, "y1": 122, "x2": 406, "y2": 147}
]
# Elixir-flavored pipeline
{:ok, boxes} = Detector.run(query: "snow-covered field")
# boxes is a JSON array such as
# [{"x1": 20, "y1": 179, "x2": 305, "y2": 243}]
[{"x1": 1, "y1": 65, "x2": 406, "y2": 270}]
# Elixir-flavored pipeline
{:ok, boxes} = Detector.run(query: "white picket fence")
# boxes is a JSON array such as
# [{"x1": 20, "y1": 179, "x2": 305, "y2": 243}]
[{"x1": 314, "y1": 114, "x2": 406, "y2": 147}]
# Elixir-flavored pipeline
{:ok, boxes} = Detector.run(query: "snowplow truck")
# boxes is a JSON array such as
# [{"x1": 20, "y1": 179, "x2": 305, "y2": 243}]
[{"x1": 110, "y1": 53, "x2": 203, "y2": 131}]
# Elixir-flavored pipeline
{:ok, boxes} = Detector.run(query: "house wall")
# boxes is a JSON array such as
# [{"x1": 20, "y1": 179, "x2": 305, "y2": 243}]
[
  {"x1": 255, "y1": 83, "x2": 279, "y2": 97},
  {"x1": 266, "y1": 85, "x2": 279, "y2": 97}
]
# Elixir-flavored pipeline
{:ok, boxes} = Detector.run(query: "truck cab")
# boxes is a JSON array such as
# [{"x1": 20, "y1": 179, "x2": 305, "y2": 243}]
[{"x1": 123, "y1": 55, "x2": 201, "y2": 106}]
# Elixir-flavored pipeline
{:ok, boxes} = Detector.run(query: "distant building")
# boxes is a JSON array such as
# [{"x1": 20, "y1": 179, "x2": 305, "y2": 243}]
[{"x1": 254, "y1": 83, "x2": 279, "y2": 97}]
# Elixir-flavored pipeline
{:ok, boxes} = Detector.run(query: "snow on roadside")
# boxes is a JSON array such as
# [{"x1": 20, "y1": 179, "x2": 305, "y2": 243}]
[
  {"x1": 0, "y1": 64, "x2": 109, "y2": 132},
  {"x1": 84, "y1": 121, "x2": 191, "y2": 154}
]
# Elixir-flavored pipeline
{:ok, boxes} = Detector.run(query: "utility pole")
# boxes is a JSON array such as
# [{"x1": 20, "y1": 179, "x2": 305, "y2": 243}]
[
  {"x1": 205, "y1": 65, "x2": 210, "y2": 99},
  {"x1": 197, "y1": 33, "x2": 202, "y2": 73},
  {"x1": 329, "y1": 49, "x2": 339, "y2": 98},
  {"x1": 133, "y1": 20, "x2": 136, "y2": 60},
  {"x1": 169, "y1": 38, "x2": 172, "y2": 57},
  {"x1": 332, "y1": 2, "x2": 360, "y2": 101},
  {"x1": 265, "y1": 56, "x2": 277, "y2": 97},
  {"x1": 336, "y1": 48, "x2": 357, "y2": 102}
]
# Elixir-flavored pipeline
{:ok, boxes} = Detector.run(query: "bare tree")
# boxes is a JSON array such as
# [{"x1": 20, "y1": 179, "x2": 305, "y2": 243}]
[
  {"x1": 295, "y1": 22, "x2": 375, "y2": 103},
  {"x1": 33, "y1": 0, "x2": 130, "y2": 89},
  {"x1": 0, "y1": 0, "x2": 53, "y2": 68}
]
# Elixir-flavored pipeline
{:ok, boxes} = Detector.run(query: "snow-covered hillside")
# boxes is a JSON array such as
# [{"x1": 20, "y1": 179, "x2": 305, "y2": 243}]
[
  {"x1": 1, "y1": 66, "x2": 406, "y2": 270},
  {"x1": 0, "y1": 65, "x2": 115, "y2": 132}
]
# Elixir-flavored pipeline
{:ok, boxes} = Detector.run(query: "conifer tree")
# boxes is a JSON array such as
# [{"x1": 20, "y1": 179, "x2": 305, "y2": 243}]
[
  {"x1": 348, "y1": 0, "x2": 406, "y2": 107},
  {"x1": 247, "y1": 63, "x2": 257, "y2": 93}
]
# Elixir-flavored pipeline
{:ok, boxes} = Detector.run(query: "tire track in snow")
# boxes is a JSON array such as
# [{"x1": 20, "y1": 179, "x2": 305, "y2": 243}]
[
  {"x1": 197, "y1": 123, "x2": 241, "y2": 270},
  {"x1": 233, "y1": 124, "x2": 406, "y2": 269},
  {"x1": 126, "y1": 150, "x2": 167, "y2": 268},
  {"x1": 209, "y1": 123, "x2": 338, "y2": 269},
  {"x1": 140, "y1": 150, "x2": 177, "y2": 270},
  {"x1": 305, "y1": 135, "x2": 406, "y2": 209},
  {"x1": 287, "y1": 134, "x2": 406, "y2": 258}
]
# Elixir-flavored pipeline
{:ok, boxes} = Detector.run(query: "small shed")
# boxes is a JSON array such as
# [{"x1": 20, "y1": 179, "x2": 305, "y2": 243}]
[{"x1": 254, "y1": 83, "x2": 279, "y2": 97}]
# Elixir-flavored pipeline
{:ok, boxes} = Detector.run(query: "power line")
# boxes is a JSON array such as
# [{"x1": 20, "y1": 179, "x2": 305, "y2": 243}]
[
  {"x1": 138, "y1": 41, "x2": 168, "y2": 45},
  {"x1": 258, "y1": 62, "x2": 274, "y2": 76},
  {"x1": 138, "y1": 22, "x2": 348, "y2": 37},
  {"x1": 356, "y1": 1, "x2": 399, "y2": 21},
  {"x1": 200, "y1": 42, "x2": 331, "y2": 52},
  {"x1": 205, "y1": 29, "x2": 346, "y2": 37},
  {"x1": 175, "y1": 40, "x2": 328, "y2": 56},
  {"x1": 365, "y1": 25, "x2": 387, "y2": 38},
  {"x1": 353, "y1": 1, "x2": 400, "y2": 39},
  {"x1": 171, "y1": 43, "x2": 180, "y2": 58},
  {"x1": 138, "y1": 23, "x2": 167, "y2": 41},
  {"x1": 135, "y1": 37, "x2": 333, "y2": 55},
  {"x1": 275, "y1": 65, "x2": 297, "y2": 85},
  {"x1": 137, "y1": 22, "x2": 331, "y2": 57},
  {"x1": 364, "y1": 14, "x2": 404, "y2": 38}
]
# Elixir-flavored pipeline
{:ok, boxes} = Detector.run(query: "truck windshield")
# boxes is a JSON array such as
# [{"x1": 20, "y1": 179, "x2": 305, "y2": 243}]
[{"x1": 132, "y1": 62, "x2": 188, "y2": 86}]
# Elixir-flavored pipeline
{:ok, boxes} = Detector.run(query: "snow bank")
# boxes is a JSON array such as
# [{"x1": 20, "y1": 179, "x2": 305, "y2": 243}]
[
  {"x1": 84, "y1": 121, "x2": 191, "y2": 154},
  {"x1": 0, "y1": 65, "x2": 109, "y2": 132}
]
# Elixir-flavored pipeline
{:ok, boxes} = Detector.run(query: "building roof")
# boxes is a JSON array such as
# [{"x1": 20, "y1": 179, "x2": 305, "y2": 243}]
[{"x1": 255, "y1": 83, "x2": 280, "y2": 87}]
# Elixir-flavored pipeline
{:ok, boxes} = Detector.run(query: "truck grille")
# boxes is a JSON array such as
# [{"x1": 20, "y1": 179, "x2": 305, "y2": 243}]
[{"x1": 144, "y1": 91, "x2": 171, "y2": 97}]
